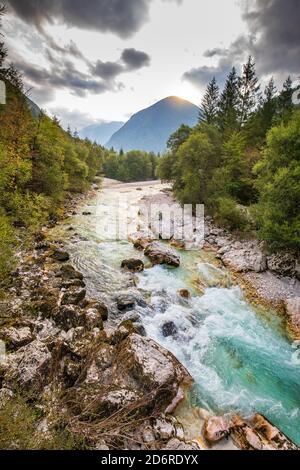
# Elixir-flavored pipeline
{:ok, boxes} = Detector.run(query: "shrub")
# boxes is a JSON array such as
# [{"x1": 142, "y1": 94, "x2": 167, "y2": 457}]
[{"x1": 215, "y1": 197, "x2": 250, "y2": 232}]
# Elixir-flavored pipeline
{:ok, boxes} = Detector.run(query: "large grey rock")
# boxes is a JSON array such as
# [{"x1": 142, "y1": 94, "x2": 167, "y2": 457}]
[
  {"x1": 0, "y1": 327, "x2": 33, "y2": 350},
  {"x1": 222, "y1": 244, "x2": 267, "y2": 273},
  {"x1": 3, "y1": 340, "x2": 52, "y2": 394},
  {"x1": 144, "y1": 242, "x2": 180, "y2": 267},
  {"x1": 69, "y1": 333, "x2": 192, "y2": 419},
  {"x1": 61, "y1": 287, "x2": 86, "y2": 306}
]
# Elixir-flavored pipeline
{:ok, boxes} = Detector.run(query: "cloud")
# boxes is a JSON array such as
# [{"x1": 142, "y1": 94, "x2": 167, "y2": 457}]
[
  {"x1": 48, "y1": 107, "x2": 98, "y2": 130},
  {"x1": 203, "y1": 48, "x2": 229, "y2": 58},
  {"x1": 183, "y1": 35, "x2": 250, "y2": 90},
  {"x1": 183, "y1": 0, "x2": 300, "y2": 92},
  {"x1": 92, "y1": 60, "x2": 124, "y2": 80},
  {"x1": 242, "y1": 0, "x2": 300, "y2": 79},
  {"x1": 121, "y1": 48, "x2": 151, "y2": 70},
  {"x1": 7, "y1": 0, "x2": 183, "y2": 38}
]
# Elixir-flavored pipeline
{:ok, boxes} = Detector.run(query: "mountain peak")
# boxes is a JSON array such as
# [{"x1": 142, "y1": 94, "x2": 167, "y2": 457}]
[{"x1": 107, "y1": 96, "x2": 199, "y2": 153}]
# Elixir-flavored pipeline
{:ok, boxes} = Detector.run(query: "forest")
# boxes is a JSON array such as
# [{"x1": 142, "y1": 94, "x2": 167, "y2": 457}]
[
  {"x1": 0, "y1": 6, "x2": 159, "y2": 278},
  {"x1": 157, "y1": 58, "x2": 300, "y2": 252}
]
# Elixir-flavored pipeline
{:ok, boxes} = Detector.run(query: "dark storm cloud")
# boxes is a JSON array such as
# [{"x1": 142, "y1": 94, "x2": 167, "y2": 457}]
[
  {"x1": 92, "y1": 60, "x2": 124, "y2": 80},
  {"x1": 242, "y1": 0, "x2": 300, "y2": 77},
  {"x1": 7, "y1": 0, "x2": 182, "y2": 38},
  {"x1": 121, "y1": 48, "x2": 151, "y2": 70},
  {"x1": 183, "y1": 0, "x2": 300, "y2": 91}
]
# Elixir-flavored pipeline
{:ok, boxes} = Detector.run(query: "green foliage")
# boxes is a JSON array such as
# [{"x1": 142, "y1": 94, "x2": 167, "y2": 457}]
[
  {"x1": 0, "y1": 213, "x2": 15, "y2": 274},
  {"x1": 214, "y1": 197, "x2": 250, "y2": 232},
  {"x1": 0, "y1": 21, "x2": 104, "y2": 278},
  {"x1": 103, "y1": 149, "x2": 159, "y2": 182},
  {"x1": 200, "y1": 77, "x2": 220, "y2": 125},
  {"x1": 159, "y1": 56, "x2": 299, "y2": 251},
  {"x1": 255, "y1": 110, "x2": 300, "y2": 250},
  {"x1": 0, "y1": 396, "x2": 86, "y2": 450}
]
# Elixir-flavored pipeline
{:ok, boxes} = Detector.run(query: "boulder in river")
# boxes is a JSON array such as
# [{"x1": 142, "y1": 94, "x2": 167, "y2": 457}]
[
  {"x1": 128, "y1": 231, "x2": 155, "y2": 250},
  {"x1": 121, "y1": 259, "x2": 144, "y2": 272},
  {"x1": 178, "y1": 289, "x2": 191, "y2": 299},
  {"x1": 144, "y1": 242, "x2": 180, "y2": 267},
  {"x1": 162, "y1": 321, "x2": 178, "y2": 338}
]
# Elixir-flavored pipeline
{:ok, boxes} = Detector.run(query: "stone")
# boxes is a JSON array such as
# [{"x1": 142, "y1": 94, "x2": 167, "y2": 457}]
[
  {"x1": 162, "y1": 321, "x2": 178, "y2": 338},
  {"x1": 203, "y1": 416, "x2": 231, "y2": 443},
  {"x1": 0, "y1": 388, "x2": 14, "y2": 409},
  {"x1": 61, "y1": 287, "x2": 86, "y2": 306},
  {"x1": 117, "y1": 334, "x2": 192, "y2": 403},
  {"x1": 251, "y1": 414, "x2": 298, "y2": 450},
  {"x1": 121, "y1": 259, "x2": 144, "y2": 272},
  {"x1": 84, "y1": 308, "x2": 104, "y2": 330},
  {"x1": 153, "y1": 417, "x2": 176, "y2": 440},
  {"x1": 222, "y1": 244, "x2": 267, "y2": 273},
  {"x1": 60, "y1": 279, "x2": 86, "y2": 289},
  {"x1": 267, "y1": 253, "x2": 296, "y2": 277},
  {"x1": 3, "y1": 340, "x2": 52, "y2": 394},
  {"x1": 50, "y1": 249, "x2": 70, "y2": 262},
  {"x1": 163, "y1": 438, "x2": 200, "y2": 450},
  {"x1": 82, "y1": 211, "x2": 92, "y2": 216},
  {"x1": 116, "y1": 294, "x2": 136, "y2": 311},
  {"x1": 178, "y1": 289, "x2": 191, "y2": 299},
  {"x1": 284, "y1": 297, "x2": 300, "y2": 339},
  {"x1": 87, "y1": 300, "x2": 109, "y2": 321},
  {"x1": 56, "y1": 305, "x2": 85, "y2": 330},
  {"x1": 128, "y1": 231, "x2": 155, "y2": 250},
  {"x1": 144, "y1": 242, "x2": 180, "y2": 267},
  {"x1": 59, "y1": 264, "x2": 83, "y2": 281},
  {"x1": 0, "y1": 327, "x2": 33, "y2": 350}
]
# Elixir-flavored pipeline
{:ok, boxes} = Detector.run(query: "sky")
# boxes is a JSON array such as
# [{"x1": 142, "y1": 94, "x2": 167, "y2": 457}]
[{"x1": 2, "y1": 0, "x2": 300, "y2": 130}]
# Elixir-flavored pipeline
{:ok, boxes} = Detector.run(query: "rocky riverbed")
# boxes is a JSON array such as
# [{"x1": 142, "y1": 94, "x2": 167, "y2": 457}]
[{"x1": 0, "y1": 179, "x2": 299, "y2": 450}]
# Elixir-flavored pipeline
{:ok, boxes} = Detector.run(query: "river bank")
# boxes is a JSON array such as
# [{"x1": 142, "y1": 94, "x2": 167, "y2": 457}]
[{"x1": 0, "y1": 179, "x2": 299, "y2": 450}]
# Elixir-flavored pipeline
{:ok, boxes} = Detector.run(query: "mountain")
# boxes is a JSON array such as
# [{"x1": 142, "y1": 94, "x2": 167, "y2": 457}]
[
  {"x1": 106, "y1": 96, "x2": 200, "y2": 153},
  {"x1": 79, "y1": 121, "x2": 124, "y2": 145}
]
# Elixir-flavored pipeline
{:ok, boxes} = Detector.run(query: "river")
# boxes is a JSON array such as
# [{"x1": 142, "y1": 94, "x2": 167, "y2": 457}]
[{"x1": 50, "y1": 179, "x2": 300, "y2": 446}]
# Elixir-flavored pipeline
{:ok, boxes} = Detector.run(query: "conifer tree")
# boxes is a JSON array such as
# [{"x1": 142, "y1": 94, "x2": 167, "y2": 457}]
[
  {"x1": 238, "y1": 56, "x2": 260, "y2": 126},
  {"x1": 217, "y1": 67, "x2": 239, "y2": 134},
  {"x1": 277, "y1": 76, "x2": 294, "y2": 119},
  {"x1": 200, "y1": 77, "x2": 220, "y2": 125}
]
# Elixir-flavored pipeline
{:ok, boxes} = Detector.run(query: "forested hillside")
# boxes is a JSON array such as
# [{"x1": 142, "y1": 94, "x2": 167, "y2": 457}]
[
  {"x1": 0, "y1": 7, "x2": 105, "y2": 277},
  {"x1": 157, "y1": 58, "x2": 300, "y2": 252}
]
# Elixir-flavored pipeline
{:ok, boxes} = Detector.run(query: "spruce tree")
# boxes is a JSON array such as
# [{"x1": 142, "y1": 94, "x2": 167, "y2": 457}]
[
  {"x1": 238, "y1": 56, "x2": 260, "y2": 126},
  {"x1": 200, "y1": 77, "x2": 220, "y2": 125},
  {"x1": 217, "y1": 67, "x2": 239, "y2": 134},
  {"x1": 278, "y1": 76, "x2": 294, "y2": 120}
]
